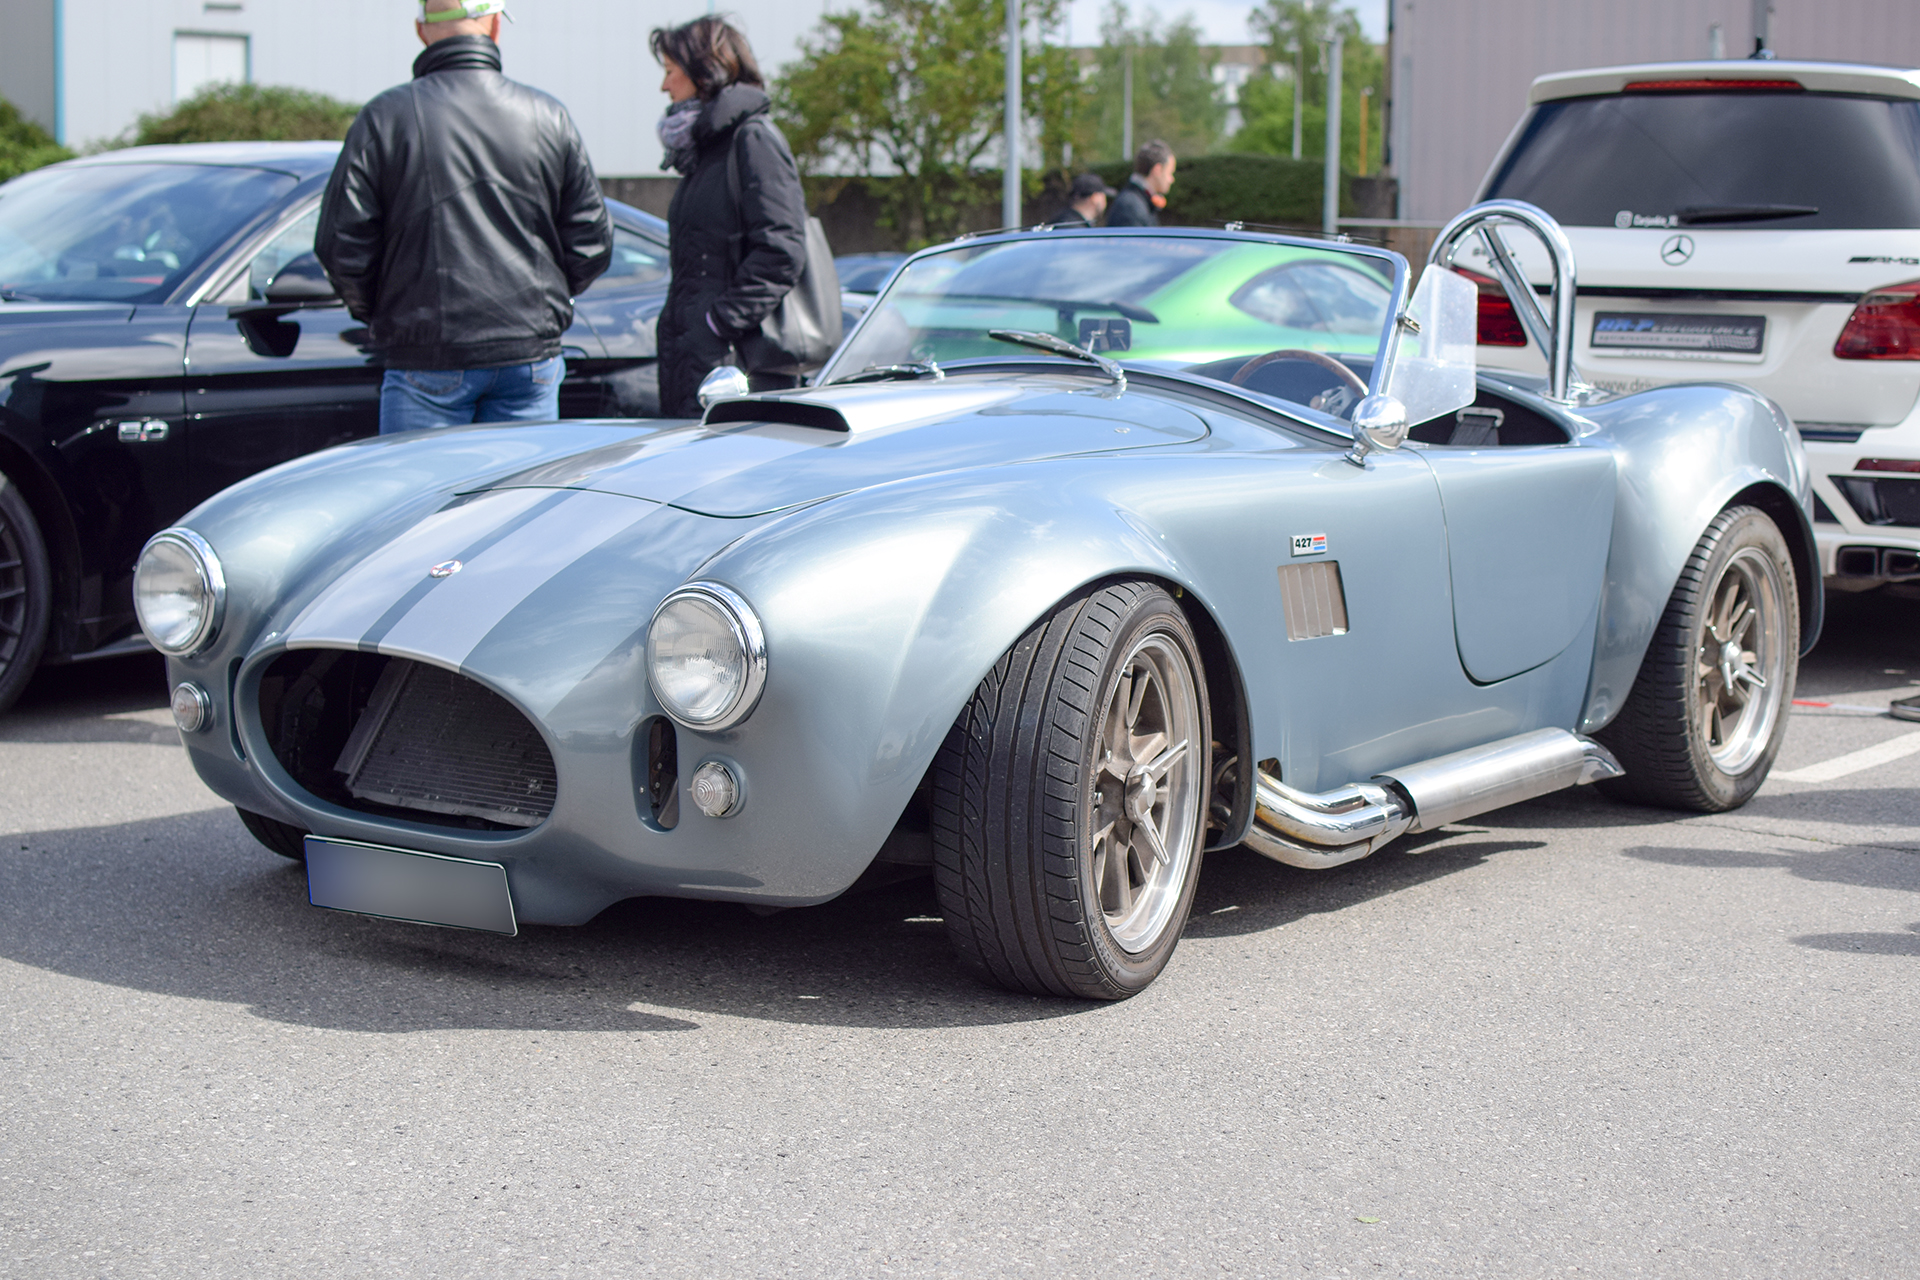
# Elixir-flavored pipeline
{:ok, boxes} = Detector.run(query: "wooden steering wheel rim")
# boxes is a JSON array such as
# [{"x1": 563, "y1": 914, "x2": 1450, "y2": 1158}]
[{"x1": 1230, "y1": 348, "x2": 1368, "y2": 394}]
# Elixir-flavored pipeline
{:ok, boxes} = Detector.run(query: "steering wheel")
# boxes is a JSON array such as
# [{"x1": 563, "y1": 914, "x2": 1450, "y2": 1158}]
[{"x1": 1230, "y1": 348, "x2": 1369, "y2": 395}]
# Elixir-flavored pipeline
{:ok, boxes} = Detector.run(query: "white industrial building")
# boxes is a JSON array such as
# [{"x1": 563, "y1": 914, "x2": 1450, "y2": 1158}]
[{"x1": 0, "y1": 0, "x2": 839, "y2": 177}]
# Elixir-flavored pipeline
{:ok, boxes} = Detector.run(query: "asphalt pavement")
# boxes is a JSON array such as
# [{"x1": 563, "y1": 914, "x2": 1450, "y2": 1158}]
[{"x1": 2, "y1": 590, "x2": 1916, "y2": 1278}]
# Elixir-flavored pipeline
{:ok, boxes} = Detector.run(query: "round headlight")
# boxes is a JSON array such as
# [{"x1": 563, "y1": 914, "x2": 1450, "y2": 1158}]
[
  {"x1": 646, "y1": 583, "x2": 767, "y2": 730},
  {"x1": 134, "y1": 529, "x2": 225, "y2": 656}
]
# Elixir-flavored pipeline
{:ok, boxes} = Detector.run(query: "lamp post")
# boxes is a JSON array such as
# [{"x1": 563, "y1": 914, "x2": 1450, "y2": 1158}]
[
  {"x1": 1004, "y1": 0, "x2": 1022, "y2": 228},
  {"x1": 1322, "y1": 33, "x2": 1343, "y2": 235}
]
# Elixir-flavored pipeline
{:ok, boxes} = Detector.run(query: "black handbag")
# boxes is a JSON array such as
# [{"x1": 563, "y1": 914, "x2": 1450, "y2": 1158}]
[{"x1": 725, "y1": 119, "x2": 842, "y2": 376}]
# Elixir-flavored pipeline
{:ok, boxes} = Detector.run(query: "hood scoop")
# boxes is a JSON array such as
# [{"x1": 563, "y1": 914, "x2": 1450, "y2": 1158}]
[
  {"x1": 706, "y1": 398, "x2": 852, "y2": 432},
  {"x1": 483, "y1": 376, "x2": 1208, "y2": 518},
  {"x1": 705, "y1": 382, "x2": 1025, "y2": 436}
]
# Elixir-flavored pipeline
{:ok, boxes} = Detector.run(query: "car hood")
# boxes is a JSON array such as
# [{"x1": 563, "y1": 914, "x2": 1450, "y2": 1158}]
[{"x1": 478, "y1": 375, "x2": 1210, "y2": 517}]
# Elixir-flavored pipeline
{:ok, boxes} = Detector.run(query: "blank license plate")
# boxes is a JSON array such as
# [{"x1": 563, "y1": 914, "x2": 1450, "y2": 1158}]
[
  {"x1": 1592, "y1": 311, "x2": 1766, "y2": 355},
  {"x1": 305, "y1": 836, "x2": 517, "y2": 935}
]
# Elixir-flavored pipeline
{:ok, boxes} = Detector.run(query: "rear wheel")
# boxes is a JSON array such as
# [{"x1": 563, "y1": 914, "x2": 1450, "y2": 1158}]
[
  {"x1": 237, "y1": 807, "x2": 309, "y2": 861},
  {"x1": 931, "y1": 581, "x2": 1210, "y2": 999},
  {"x1": 1599, "y1": 505, "x2": 1797, "y2": 811},
  {"x1": 0, "y1": 473, "x2": 53, "y2": 716}
]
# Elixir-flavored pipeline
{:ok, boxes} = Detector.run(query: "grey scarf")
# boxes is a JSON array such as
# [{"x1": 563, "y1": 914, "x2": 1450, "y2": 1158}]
[{"x1": 656, "y1": 98, "x2": 700, "y2": 174}]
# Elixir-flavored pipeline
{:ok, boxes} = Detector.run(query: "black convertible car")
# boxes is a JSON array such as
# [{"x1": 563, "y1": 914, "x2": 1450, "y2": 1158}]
[{"x1": 0, "y1": 142, "x2": 671, "y2": 711}]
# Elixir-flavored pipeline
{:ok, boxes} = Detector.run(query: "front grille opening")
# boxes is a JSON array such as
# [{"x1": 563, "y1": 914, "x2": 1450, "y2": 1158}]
[{"x1": 258, "y1": 651, "x2": 557, "y2": 831}]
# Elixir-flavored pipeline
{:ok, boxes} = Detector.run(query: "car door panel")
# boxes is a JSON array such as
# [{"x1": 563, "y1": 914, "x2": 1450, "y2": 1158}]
[
  {"x1": 1422, "y1": 445, "x2": 1617, "y2": 684},
  {"x1": 31, "y1": 305, "x2": 191, "y2": 642}
]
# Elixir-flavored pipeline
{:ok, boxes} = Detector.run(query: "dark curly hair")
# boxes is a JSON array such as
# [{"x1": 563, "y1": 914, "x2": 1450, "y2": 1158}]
[{"x1": 648, "y1": 16, "x2": 765, "y2": 100}]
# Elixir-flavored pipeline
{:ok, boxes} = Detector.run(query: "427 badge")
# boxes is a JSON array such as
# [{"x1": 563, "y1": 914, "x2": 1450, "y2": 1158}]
[{"x1": 1290, "y1": 532, "x2": 1327, "y2": 557}]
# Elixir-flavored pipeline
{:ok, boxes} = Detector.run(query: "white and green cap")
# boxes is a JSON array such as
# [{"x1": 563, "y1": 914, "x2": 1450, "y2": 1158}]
[{"x1": 420, "y1": 1, "x2": 507, "y2": 21}]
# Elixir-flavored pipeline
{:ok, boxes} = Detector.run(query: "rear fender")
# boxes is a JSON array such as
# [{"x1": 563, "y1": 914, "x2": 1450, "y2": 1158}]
[{"x1": 1579, "y1": 384, "x2": 1814, "y2": 732}]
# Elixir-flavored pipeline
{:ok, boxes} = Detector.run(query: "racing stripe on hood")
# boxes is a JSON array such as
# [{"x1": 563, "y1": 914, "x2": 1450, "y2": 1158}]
[
  {"x1": 373, "y1": 489, "x2": 661, "y2": 663},
  {"x1": 283, "y1": 488, "x2": 655, "y2": 658}
]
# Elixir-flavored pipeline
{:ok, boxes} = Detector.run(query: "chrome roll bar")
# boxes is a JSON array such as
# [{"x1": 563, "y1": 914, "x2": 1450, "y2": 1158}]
[{"x1": 1428, "y1": 199, "x2": 1584, "y2": 403}]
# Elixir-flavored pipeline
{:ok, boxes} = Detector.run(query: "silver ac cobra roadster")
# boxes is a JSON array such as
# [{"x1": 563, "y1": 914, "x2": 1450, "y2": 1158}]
[{"x1": 134, "y1": 202, "x2": 1819, "y2": 999}]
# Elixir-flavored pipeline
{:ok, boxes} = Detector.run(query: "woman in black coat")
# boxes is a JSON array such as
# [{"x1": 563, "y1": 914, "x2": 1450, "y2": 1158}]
[{"x1": 651, "y1": 17, "x2": 809, "y2": 417}]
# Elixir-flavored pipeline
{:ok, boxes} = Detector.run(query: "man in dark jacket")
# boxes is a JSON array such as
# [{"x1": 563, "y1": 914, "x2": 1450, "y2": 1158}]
[
  {"x1": 1107, "y1": 140, "x2": 1177, "y2": 228},
  {"x1": 1049, "y1": 172, "x2": 1116, "y2": 228},
  {"x1": 655, "y1": 79, "x2": 808, "y2": 417},
  {"x1": 316, "y1": 1, "x2": 611, "y2": 433}
]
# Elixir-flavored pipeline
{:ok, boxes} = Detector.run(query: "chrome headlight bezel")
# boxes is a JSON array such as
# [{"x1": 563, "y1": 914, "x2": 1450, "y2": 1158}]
[
  {"x1": 133, "y1": 528, "x2": 226, "y2": 657},
  {"x1": 645, "y1": 582, "x2": 768, "y2": 732}
]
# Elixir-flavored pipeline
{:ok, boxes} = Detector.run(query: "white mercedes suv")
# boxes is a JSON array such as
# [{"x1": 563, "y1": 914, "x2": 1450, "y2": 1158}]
[{"x1": 1469, "y1": 61, "x2": 1920, "y2": 595}]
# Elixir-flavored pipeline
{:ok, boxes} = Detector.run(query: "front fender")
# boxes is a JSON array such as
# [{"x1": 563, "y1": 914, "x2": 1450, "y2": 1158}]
[
  {"x1": 675, "y1": 459, "x2": 1208, "y2": 899},
  {"x1": 1579, "y1": 383, "x2": 1813, "y2": 733}
]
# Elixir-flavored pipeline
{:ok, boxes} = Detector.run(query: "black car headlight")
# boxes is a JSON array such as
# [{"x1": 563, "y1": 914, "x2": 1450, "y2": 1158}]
[
  {"x1": 134, "y1": 529, "x2": 226, "y2": 656},
  {"x1": 646, "y1": 583, "x2": 767, "y2": 731}
]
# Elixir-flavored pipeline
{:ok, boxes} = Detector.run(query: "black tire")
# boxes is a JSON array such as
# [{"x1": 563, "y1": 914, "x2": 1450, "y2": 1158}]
[
  {"x1": 237, "y1": 807, "x2": 310, "y2": 860},
  {"x1": 931, "y1": 581, "x2": 1211, "y2": 1000},
  {"x1": 1598, "y1": 505, "x2": 1798, "y2": 811},
  {"x1": 0, "y1": 472, "x2": 53, "y2": 716}
]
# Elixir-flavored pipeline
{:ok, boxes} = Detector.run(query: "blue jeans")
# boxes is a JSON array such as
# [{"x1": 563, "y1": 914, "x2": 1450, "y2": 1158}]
[{"x1": 379, "y1": 356, "x2": 564, "y2": 434}]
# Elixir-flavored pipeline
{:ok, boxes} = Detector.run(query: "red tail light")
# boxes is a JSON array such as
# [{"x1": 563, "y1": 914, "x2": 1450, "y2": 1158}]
[
  {"x1": 1835, "y1": 280, "x2": 1920, "y2": 360},
  {"x1": 1622, "y1": 79, "x2": 1802, "y2": 92},
  {"x1": 1459, "y1": 268, "x2": 1528, "y2": 347},
  {"x1": 1857, "y1": 458, "x2": 1920, "y2": 472}
]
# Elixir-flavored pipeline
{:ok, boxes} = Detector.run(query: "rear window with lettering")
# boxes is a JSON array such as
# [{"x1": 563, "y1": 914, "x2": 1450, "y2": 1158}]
[{"x1": 1482, "y1": 92, "x2": 1920, "y2": 230}]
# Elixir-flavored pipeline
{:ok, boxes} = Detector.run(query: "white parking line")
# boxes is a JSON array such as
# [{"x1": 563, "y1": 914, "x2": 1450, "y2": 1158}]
[{"x1": 1772, "y1": 730, "x2": 1920, "y2": 783}]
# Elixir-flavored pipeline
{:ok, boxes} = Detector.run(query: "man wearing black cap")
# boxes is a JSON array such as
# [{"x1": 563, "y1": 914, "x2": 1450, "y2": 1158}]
[{"x1": 1051, "y1": 173, "x2": 1117, "y2": 228}]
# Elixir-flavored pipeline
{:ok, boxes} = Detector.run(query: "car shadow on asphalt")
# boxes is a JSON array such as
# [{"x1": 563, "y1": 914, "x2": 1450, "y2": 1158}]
[
  {"x1": 0, "y1": 806, "x2": 1533, "y2": 1034},
  {"x1": 1621, "y1": 843, "x2": 1920, "y2": 957}
]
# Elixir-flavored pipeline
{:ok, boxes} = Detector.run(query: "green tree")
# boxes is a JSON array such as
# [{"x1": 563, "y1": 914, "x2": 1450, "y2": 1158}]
[
  {"x1": 0, "y1": 97, "x2": 73, "y2": 183},
  {"x1": 128, "y1": 83, "x2": 360, "y2": 146},
  {"x1": 773, "y1": 0, "x2": 1076, "y2": 246},
  {"x1": 1085, "y1": 2, "x2": 1225, "y2": 164},
  {"x1": 1236, "y1": 1, "x2": 1384, "y2": 174}
]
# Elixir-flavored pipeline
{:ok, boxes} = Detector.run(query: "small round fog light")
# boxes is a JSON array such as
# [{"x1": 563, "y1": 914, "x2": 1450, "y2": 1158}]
[
  {"x1": 171, "y1": 682, "x2": 212, "y2": 733},
  {"x1": 689, "y1": 761, "x2": 741, "y2": 818}
]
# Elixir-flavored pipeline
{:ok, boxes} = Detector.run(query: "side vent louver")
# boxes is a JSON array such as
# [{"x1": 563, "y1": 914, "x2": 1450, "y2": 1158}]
[{"x1": 1277, "y1": 561, "x2": 1349, "y2": 641}]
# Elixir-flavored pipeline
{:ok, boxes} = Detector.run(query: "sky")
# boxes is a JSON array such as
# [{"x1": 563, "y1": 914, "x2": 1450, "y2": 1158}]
[{"x1": 1060, "y1": 0, "x2": 1390, "y2": 47}]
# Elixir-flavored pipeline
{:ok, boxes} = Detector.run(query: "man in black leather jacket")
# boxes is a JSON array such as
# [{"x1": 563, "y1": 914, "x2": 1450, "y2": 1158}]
[{"x1": 316, "y1": 1, "x2": 611, "y2": 433}]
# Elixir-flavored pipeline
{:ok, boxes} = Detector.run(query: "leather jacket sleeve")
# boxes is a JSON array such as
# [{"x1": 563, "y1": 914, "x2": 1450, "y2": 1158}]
[
  {"x1": 555, "y1": 113, "x2": 613, "y2": 299},
  {"x1": 709, "y1": 122, "x2": 807, "y2": 337},
  {"x1": 314, "y1": 112, "x2": 386, "y2": 324}
]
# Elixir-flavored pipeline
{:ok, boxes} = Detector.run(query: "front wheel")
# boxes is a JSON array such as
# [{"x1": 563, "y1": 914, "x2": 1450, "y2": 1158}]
[
  {"x1": 237, "y1": 808, "x2": 309, "y2": 861},
  {"x1": 1599, "y1": 505, "x2": 1798, "y2": 811},
  {"x1": 931, "y1": 581, "x2": 1210, "y2": 999},
  {"x1": 0, "y1": 473, "x2": 53, "y2": 716}
]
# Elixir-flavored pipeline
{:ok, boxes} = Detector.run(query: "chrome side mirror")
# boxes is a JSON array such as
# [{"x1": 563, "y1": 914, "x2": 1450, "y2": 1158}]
[
  {"x1": 1346, "y1": 393, "x2": 1409, "y2": 467},
  {"x1": 696, "y1": 365, "x2": 750, "y2": 412}
]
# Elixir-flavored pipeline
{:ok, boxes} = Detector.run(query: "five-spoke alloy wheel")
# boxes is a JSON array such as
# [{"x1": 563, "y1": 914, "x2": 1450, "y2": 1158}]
[{"x1": 932, "y1": 581, "x2": 1211, "y2": 999}]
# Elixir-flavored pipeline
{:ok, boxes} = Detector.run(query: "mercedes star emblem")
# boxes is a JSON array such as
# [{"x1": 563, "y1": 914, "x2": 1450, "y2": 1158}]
[
  {"x1": 1660, "y1": 234, "x2": 1695, "y2": 266},
  {"x1": 428, "y1": 559, "x2": 463, "y2": 579}
]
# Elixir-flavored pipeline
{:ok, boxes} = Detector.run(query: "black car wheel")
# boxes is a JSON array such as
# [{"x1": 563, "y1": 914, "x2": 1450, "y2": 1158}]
[
  {"x1": 931, "y1": 581, "x2": 1210, "y2": 1000},
  {"x1": 237, "y1": 808, "x2": 310, "y2": 861},
  {"x1": 0, "y1": 473, "x2": 53, "y2": 715},
  {"x1": 1598, "y1": 505, "x2": 1798, "y2": 811}
]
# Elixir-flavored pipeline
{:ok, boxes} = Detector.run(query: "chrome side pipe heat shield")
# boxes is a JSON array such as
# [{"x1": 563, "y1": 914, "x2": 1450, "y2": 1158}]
[{"x1": 1245, "y1": 728, "x2": 1622, "y2": 870}]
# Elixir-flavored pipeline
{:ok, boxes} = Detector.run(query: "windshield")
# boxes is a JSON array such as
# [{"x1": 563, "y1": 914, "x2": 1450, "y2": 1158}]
[
  {"x1": 0, "y1": 162, "x2": 296, "y2": 302},
  {"x1": 830, "y1": 234, "x2": 1399, "y2": 421},
  {"x1": 1484, "y1": 92, "x2": 1920, "y2": 230}
]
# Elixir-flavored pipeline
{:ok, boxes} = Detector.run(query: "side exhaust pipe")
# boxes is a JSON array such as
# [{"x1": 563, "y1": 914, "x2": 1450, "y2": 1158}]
[{"x1": 1245, "y1": 728, "x2": 1622, "y2": 870}]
